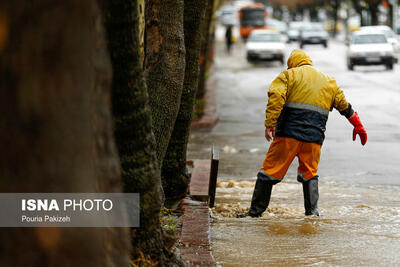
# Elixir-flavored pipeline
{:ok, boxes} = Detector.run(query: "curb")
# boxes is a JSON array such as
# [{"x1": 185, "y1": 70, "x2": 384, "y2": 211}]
[
  {"x1": 179, "y1": 161, "x2": 216, "y2": 266},
  {"x1": 189, "y1": 160, "x2": 211, "y2": 201},
  {"x1": 191, "y1": 67, "x2": 219, "y2": 129}
]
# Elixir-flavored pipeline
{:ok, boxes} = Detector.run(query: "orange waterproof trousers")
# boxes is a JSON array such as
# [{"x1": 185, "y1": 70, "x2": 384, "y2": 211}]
[{"x1": 261, "y1": 137, "x2": 321, "y2": 180}]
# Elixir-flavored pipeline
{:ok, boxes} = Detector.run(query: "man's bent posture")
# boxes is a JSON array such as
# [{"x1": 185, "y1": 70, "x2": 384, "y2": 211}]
[{"x1": 238, "y1": 49, "x2": 367, "y2": 218}]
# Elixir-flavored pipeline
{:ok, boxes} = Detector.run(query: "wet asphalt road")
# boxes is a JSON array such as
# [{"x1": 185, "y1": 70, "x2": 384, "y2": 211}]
[{"x1": 188, "y1": 36, "x2": 400, "y2": 187}]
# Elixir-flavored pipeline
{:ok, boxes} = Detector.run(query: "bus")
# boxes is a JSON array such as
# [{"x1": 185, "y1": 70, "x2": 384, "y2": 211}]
[{"x1": 239, "y1": 3, "x2": 267, "y2": 40}]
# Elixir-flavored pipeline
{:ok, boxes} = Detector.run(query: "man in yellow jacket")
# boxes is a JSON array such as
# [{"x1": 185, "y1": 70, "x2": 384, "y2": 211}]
[{"x1": 238, "y1": 49, "x2": 367, "y2": 218}]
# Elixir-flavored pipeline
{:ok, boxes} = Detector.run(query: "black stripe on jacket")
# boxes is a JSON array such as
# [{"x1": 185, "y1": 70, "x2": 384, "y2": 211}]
[{"x1": 275, "y1": 106, "x2": 328, "y2": 145}]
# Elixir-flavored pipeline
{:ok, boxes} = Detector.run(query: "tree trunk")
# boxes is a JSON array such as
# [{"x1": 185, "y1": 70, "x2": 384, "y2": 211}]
[
  {"x1": 351, "y1": 0, "x2": 365, "y2": 26},
  {"x1": 387, "y1": 3, "x2": 393, "y2": 28},
  {"x1": 0, "y1": 1, "x2": 130, "y2": 266},
  {"x1": 309, "y1": 4, "x2": 319, "y2": 22},
  {"x1": 161, "y1": 0, "x2": 208, "y2": 200},
  {"x1": 296, "y1": 4, "x2": 304, "y2": 20},
  {"x1": 144, "y1": 0, "x2": 186, "y2": 164},
  {"x1": 332, "y1": 0, "x2": 339, "y2": 38},
  {"x1": 369, "y1": 1, "x2": 380, "y2": 25},
  {"x1": 99, "y1": 0, "x2": 168, "y2": 264},
  {"x1": 197, "y1": 0, "x2": 215, "y2": 100},
  {"x1": 273, "y1": 5, "x2": 283, "y2": 20}
]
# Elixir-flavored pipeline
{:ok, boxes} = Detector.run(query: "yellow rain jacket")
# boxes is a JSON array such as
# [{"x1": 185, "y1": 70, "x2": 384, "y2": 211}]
[{"x1": 265, "y1": 49, "x2": 354, "y2": 144}]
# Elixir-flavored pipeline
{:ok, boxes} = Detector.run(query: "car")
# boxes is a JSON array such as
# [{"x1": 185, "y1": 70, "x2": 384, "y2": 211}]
[
  {"x1": 287, "y1": 21, "x2": 306, "y2": 42},
  {"x1": 346, "y1": 31, "x2": 396, "y2": 70},
  {"x1": 359, "y1": 25, "x2": 400, "y2": 53},
  {"x1": 266, "y1": 18, "x2": 288, "y2": 34},
  {"x1": 325, "y1": 20, "x2": 343, "y2": 33},
  {"x1": 348, "y1": 16, "x2": 361, "y2": 32},
  {"x1": 219, "y1": 8, "x2": 238, "y2": 26},
  {"x1": 232, "y1": 0, "x2": 255, "y2": 9},
  {"x1": 299, "y1": 23, "x2": 329, "y2": 48},
  {"x1": 397, "y1": 19, "x2": 400, "y2": 34},
  {"x1": 246, "y1": 29, "x2": 285, "y2": 64}
]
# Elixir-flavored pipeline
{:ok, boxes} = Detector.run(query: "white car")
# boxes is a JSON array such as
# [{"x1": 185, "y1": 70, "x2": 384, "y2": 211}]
[
  {"x1": 299, "y1": 23, "x2": 329, "y2": 48},
  {"x1": 359, "y1": 25, "x2": 400, "y2": 53},
  {"x1": 218, "y1": 8, "x2": 238, "y2": 26},
  {"x1": 347, "y1": 31, "x2": 396, "y2": 70},
  {"x1": 246, "y1": 30, "x2": 285, "y2": 64},
  {"x1": 287, "y1": 22, "x2": 306, "y2": 42},
  {"x1": 266, "y1": 18, "x2": 288, "y2": 34}
]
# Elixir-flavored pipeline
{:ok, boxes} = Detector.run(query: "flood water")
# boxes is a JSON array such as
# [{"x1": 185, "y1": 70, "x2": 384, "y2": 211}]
[
  {"x1": 188, "y1": 26, "x2": 400, "y2": 266},
  {"x1": 211, "y1": 179, "x2": 400, "y2": 266}
]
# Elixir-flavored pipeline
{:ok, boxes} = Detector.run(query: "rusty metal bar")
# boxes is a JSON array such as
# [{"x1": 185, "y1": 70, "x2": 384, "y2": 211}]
[{"x1": 208, "y1": 146, "x2": 219, "y2": 208}]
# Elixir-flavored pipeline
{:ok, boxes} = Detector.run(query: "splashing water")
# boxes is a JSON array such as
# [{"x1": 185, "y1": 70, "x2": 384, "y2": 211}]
[{"x1": 211, "y1": 179, "x2": 400, "y2": 266}]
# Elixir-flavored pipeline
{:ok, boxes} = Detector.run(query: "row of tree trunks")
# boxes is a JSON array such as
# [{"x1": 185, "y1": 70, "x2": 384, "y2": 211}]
[
  {"x1": 161, "y1": 0, "x2": 209, "y2": 200},
  {"x1": 145, "y1": 0, "x2": 186, "y2": 165},
  {"x1": 0, "y1": 0, "x2": 213, "y2": 265},
  {"x1": 197, "y1": 0, "x2": 215, "y2": 100},
  {"x1": 0, "y1": 1, "x2": 130, "y2": 266},
  {"x1": 351, "y1": 0, "x2": 382, "y2": 26},
  {"x1": 99, "y1": 0, "x2": 168, "y2": 264}
]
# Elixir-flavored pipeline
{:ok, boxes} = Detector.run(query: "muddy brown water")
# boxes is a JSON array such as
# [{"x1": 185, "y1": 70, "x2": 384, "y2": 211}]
[{"x1": 211, "y1": 179, "x2": 400, "y2": 266}]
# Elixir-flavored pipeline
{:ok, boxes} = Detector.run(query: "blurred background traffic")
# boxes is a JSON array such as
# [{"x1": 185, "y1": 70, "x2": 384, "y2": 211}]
[{"x1": 216, "y1": 0, "x2": 399, "y2": 70}]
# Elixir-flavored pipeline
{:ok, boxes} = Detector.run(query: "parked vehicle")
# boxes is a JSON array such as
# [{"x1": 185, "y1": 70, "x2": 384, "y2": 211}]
[
  {"x1": 239, "y1": 3, "x2": 267, "y2": 40},
  {"x1": 266, "y1": 18, "x2": 288, "y2": 34},
  {"x1": 346, "y1": 31, "x2": 396, "y2": 70},
  {"x1": 219, "y1": 9, "x2": 238, "y2": 26},
  {"x1": 287, "y1": 21, "x2": 306, "y2": 42},
  {"x1": 359, "y1": 25, "x2": 400, "y2": 53},
  {"x1": 246, "y1": 29, "x2": 285, "y2": 64},
  {"x1": 232, "y1": 0, "x2": 255, "y2": 9},
  {"x1": 299, "y1": 23, "x2": 329, "y2": 48},
  {"x1": 325, "y1": 20, "x2": 343, "y2": 32},
  {"x1": 348, "y1": 16, "x2": 361, "y2": 32},
  {"x1": 217, "y1": 1, "x2": 254, "y2": 26}
]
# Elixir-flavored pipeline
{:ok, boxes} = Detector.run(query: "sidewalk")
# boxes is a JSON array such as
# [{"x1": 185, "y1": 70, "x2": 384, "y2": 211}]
[
  {"x1": 179, "y1": 160, "x2": 216, "y2": 266},
  {"x1": 191, "y1": 67, "x2": 218, "y2": 129}
]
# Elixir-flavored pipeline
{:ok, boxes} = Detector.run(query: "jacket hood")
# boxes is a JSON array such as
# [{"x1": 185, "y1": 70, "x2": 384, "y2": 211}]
[{"x1": 287, "y1": 49, "x2": 313, "y2": 69}]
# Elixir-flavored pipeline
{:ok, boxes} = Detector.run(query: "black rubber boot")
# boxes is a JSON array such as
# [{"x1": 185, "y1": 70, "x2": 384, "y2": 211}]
[
  {"x1": 237, "y1": 178, "x2": 273, "y2": 218},
  {"x1": 299, "y1": 176, "x2": 319, "y2": 216}
]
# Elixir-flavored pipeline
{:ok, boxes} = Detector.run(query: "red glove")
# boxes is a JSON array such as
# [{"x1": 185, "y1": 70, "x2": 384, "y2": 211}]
[{"x1": 348, "y1": 112, "x2": 367, "y2": 145}]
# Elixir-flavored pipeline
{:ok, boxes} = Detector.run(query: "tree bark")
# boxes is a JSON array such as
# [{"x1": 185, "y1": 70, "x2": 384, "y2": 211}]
[
  {"x1": 99, "y1": 0, "x2": 168, "y2": 264},
  {"x1": 368, "y1": 1, "x2": 380, "y2": 25},
  {"x1": 0, "y1": 1, "x2": 130, "y2": 266},
  {"x1": 144, "y1": 0, "x2": 186, "y2": 164},
  {"x1": 332, "y1": 0, "x2": 339, "y2": 37},
  {"x1": 387, "y1": 3, "x2": 393, "y2": 28},
  {"x1": 197, "y1": 0, "x2": 215, "y2": 100},
  {"x1": 161, "y1": 0, "x2": 208, "y2": 200},
  {"x1": 352, "y1": 0, "x2": 366, "y2": 26},
  {"x1": 309, "y1": 4, "x2": 319, "y2": 22},
  {"x1": 273, "y1": 5, "x2": 284, "y2": 20}
]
